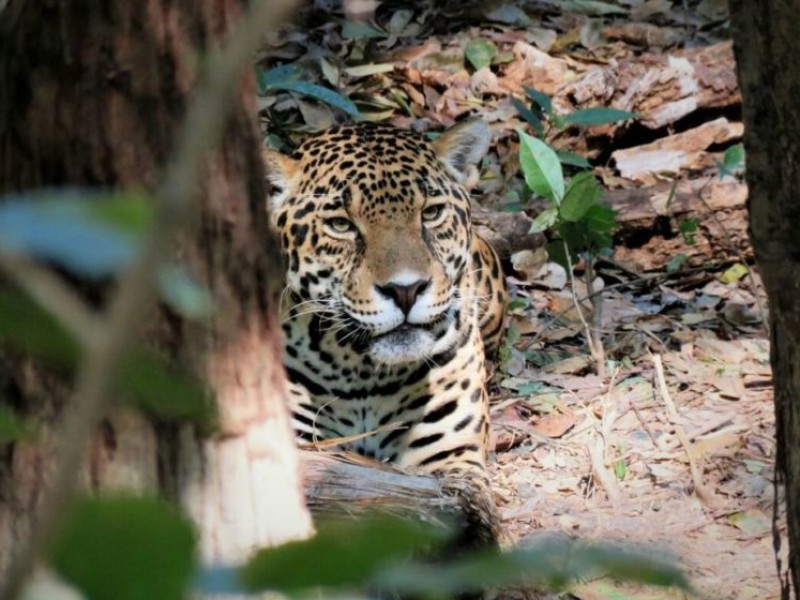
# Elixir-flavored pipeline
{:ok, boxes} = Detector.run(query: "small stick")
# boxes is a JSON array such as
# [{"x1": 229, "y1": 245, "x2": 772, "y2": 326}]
[
  {"x1": 588, "y1": 435, "x2": 621, "y2": 503},
  {"x1": 651, "y1": 353, "x2": 678, "y2": 420}
]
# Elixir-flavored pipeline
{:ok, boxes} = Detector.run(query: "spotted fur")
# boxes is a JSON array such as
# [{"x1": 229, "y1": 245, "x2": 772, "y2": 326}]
[{"x1": 265, "y1": 120, "x2": 507, "y2": 533}]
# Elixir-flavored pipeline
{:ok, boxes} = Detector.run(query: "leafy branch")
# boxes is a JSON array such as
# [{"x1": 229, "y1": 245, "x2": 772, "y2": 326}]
[{"x1": 515, "y1": 123, "x2": 620, "y2": 377}]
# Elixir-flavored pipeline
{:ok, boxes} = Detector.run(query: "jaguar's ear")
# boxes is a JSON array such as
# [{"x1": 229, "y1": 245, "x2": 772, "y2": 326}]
[
  {"x1": 263, "y1": 149, "x2": 300, "y2": 211},
  {"x1": 433, "y1": 118, "x2": 491, "y2": 188}
]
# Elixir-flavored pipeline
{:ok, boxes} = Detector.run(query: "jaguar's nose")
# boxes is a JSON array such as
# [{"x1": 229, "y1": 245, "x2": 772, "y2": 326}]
[{"x1": 376, "y1": 279, "x2": 430, "y2": 315}]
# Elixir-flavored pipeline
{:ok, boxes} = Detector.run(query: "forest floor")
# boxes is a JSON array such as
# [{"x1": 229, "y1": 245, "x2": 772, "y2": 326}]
[{"x1": 263, "y1": 1, "x2": 781, "y2": 598}]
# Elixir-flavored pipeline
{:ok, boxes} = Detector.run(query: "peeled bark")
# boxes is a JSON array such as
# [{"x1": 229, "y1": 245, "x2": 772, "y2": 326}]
[
  {"x1": 0, "y1": 0, "x2": 311, "y2": 577},
  {"x1": 730, "y1": 3, "x2": 800, "y2": 597}
]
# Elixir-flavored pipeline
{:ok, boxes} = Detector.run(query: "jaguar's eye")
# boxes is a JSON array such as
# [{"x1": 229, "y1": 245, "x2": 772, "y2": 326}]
[
  {"x1": 421, "y1": 204, "x2": 445, "y2": 223},
  {"x1": 326, "y1": 217, "x2": 356, "y2": 234}
]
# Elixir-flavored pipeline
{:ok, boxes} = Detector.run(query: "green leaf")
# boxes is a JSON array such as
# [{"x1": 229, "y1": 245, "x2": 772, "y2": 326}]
[
  {"x1": 0, "y1": 289, "x2": 81, "y2": 366},
  {"x1": 560, "y1": 172, "x2": 602, "y2": 222},
  {"x1": 529, "y1": 206, "x2": 558, "y2": 233},
  {"x1": 0, "y1": 405, "x2": 36, "y2": 443},
  {"x1": 506, "y1": 296, "x2": 531, "y2": 313},
  {"x1": 517, "y1": 382, "x2": 549, "y2": 395},
  {"x1": 679, "y1": 217, "x2": 698, "y2": 245},
  {"x1": 377, "y1": 537, "x2": 688, "y2": 595},
  {"x1": 512, "y1": 98, "x2": 544, "y2": 136},
  {"x1": 560, "y1": 0, "x2": 628, "y2": 15},
  {"x1": 556, "y1": 150, "x2": 591, "y2": 169},
  {"x1": 563, "y1": 107, "x2": 636, "y2": 127},
  {"x1": 241, "y1": 516, "x2": 448, "y2": 593},
  {"x1": 557, "y1": 221, "x2": 587, "y2": 256},
  {"x1": 51, "y1": 495, "x2": 196, "y2": 600},
  {"x1": 465, "y1": 39, "x2": 498, "y2": 71},
  {"x1": 157, "y1": 264, "x2": 213, "y2": 318},
  {"x1": 666, "y1": 253, "x2": 688, "y2": 273},
  {"x1": 717, "y1": 143, "x2": 745, "y2": 178},
  {"x1": 723, "y1": 143, "x2": 745, "y2": 168},
  {"x1": 517, "y1": 129, "x2": 564, "y2": 203},
  {"x1": 523, "y1": 86, "x2": 552, "y2": 115},
  {"x1": 0, "y1": 289, "x2": 214, "y2": 427},
  {"x1": 342, "y1": 20, "x2": 387, "y2": 39},
  {"x1": 585, "y1": 204, "x2": 617, "y2": 234},
  {"x1": 0, "y1": 191, "x2": 150, "y2": 279},
  {"x1": 614, "y1": 458, "x2": 627, "y2": 479},
  {"x1": 85, "y1": 193, "x2": 154, "y2": 234},
  {"x1": 265, "y1": 80, "x2": 362, "y2": 117},
  {"x1": 506, "y1": 322, "x2": 522, "y2": 346},
  {"x1": 123, "y1": 350, "x2": 216, "y2": 429},
  {"x1": 257, "y1": 64, "x2": 304, "y2": 92}
]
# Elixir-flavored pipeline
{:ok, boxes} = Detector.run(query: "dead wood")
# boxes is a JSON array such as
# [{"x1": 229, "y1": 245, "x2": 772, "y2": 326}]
[
  {"x1": 559, "y1": 41, "x2": 739, "y2": 131},
  {"x1": 604, "y1": 178, "x2": 749, "y2": 271},
  {"x1": 300, "y1": 450, "x2": 461, "y2": 525},
  {"x1": 611, "y1": 117, "x2": 743, "y2": 185}
]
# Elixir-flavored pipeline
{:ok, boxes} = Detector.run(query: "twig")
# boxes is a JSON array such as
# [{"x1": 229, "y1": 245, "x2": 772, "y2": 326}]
[
  {"x1": 585, "y1": 258, "x2": 606, "y2": 378},
  {"x1": 588, "y1": 435, "x2": 620, "y2": 503},
  {"x1": 674, "y1": 426, "x2": 719, "y2": 507},
  {"x1": 650, "y1": 352, "x2": 719, "y2": 507},
  {"x1": 651, "y1": 353, "x2": 678, "y2": 420},
  {"x1": 0, "y1": 1, "x2": 296, "y2": 598},
  {"x1": 528, "y1": 261, "x2": 731, "y2": 347},
  {"x1": 561, "y1": 239, "x2": 605, "y2": 376}
]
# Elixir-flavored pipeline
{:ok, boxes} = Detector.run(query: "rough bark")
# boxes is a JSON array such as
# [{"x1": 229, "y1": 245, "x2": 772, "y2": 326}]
[
  {"x1": 0, "y1": 0, "x2": 311, "y2": 576},
  {"x1": 729, "y1": 2, "x2": 800, "y2": 597},
  {"x1": 301, "y1": 451, "x2": 461, "y2": 521}
]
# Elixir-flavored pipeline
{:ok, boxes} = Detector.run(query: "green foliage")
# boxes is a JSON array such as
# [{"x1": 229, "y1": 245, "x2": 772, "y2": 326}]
[
  {"x1": 341, "y1": 20, "x2": 387, "y2": 39},
  {"x1": 0, "y1": 191, "x2": 151, "y2": 279},
  {"x1": 124, "y1": 350, "x2": 216, "y2": 429},
  {"x1": 0, "y1": 288, "x2": 215, "y2": 427},
  {"x1": 562, "y1": 106, "x2": 636, "y2": 127},
  {"x1": 679, "y1": 217, "x2": 698, "y2": 245},
  {"x1": 0, "y1": 405, "x2": 36, "y2": 443},
  {"x1": 257, "y1": 64, "x2": 362, "y2": 117},
  {"x1": 157, "y1": 264, "x2": 213, "y2": 319},
  {"x1": 465, "y1": 39, "x2": 498, "y2": 70},
  {"x1": 51, "y1": 495, "x2": 196, "y2": 600},
  {"x1": 516, "y1": 129, "x2": 618, "y2": 264},
  {"x1": 512, "y1": 97, "x2": 544, "y2": 136},
  {"x1": 512, "y1": 90, "x2": 635, "y2": 171},
  {"x1": 523, "y1": 86, "x2": 552, "y2": 115},
  {"x1": 241, "y1": 516, "x2": 449, "y2": 593},
  {"x1": 46, "y1": 494, "x2": 687, "y2": 599},
  {"x1": 561, "y1": 172, "x2": 602, "y2": 222},
  {"x1": 517, "y1": 129, "x2": 564, "y2": 203},
  {"x1": 717, "y1": 143, "x2": 745, "y2": 179},
  {"x1": 378, "y1": 537, "x2": 688, "y2": 596},
  {"x1": 556, "y1": 150, "x2": 592, "y2": 169},
  {"x1": 0, "y1": 289, "x2": 81, "y2": 365}
]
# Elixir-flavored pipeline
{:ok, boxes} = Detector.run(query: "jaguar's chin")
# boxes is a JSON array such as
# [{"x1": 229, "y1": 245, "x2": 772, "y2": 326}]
[{"x1": 368, "y1": 318, "x2": 455, "y2": 366}]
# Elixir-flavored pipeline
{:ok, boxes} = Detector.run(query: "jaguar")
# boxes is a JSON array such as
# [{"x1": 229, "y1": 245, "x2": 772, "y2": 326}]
[{"x1": 264, "y1": 119, "x2": 507, "y2": 541}]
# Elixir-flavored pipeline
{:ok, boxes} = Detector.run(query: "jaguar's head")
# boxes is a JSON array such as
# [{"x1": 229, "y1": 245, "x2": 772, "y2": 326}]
[{"x1": 265, "y1": 119, "x2": 490, "y2": 365}]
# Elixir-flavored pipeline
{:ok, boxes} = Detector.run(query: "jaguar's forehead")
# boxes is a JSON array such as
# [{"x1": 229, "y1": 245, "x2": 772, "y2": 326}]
[
  {"x1": 292, "y1": 123, "x2": 436, "y2": 164},
  {"x1": 289, "y1": 123, "x2": 458, "y2": 216}
]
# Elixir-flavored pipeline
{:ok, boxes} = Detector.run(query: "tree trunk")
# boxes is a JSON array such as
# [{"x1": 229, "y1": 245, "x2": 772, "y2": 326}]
[
  {"x1": 729, "y1": 3, "x2": 799, "y2": 597},
  {"x1": 0, "y1": 0, "x2": 312, "y2": 578}
]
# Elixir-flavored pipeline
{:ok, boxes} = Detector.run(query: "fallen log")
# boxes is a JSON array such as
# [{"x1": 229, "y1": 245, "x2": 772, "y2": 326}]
[
  {"x1": 300, "y1": 450, "x2": 457, "y2": 524},
  {"x1": 604, "y1": 178, "x2": 750, "y2": 271},
  {"x1": 558, "y1": 40, "x2": 740, "y2": 132}
]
